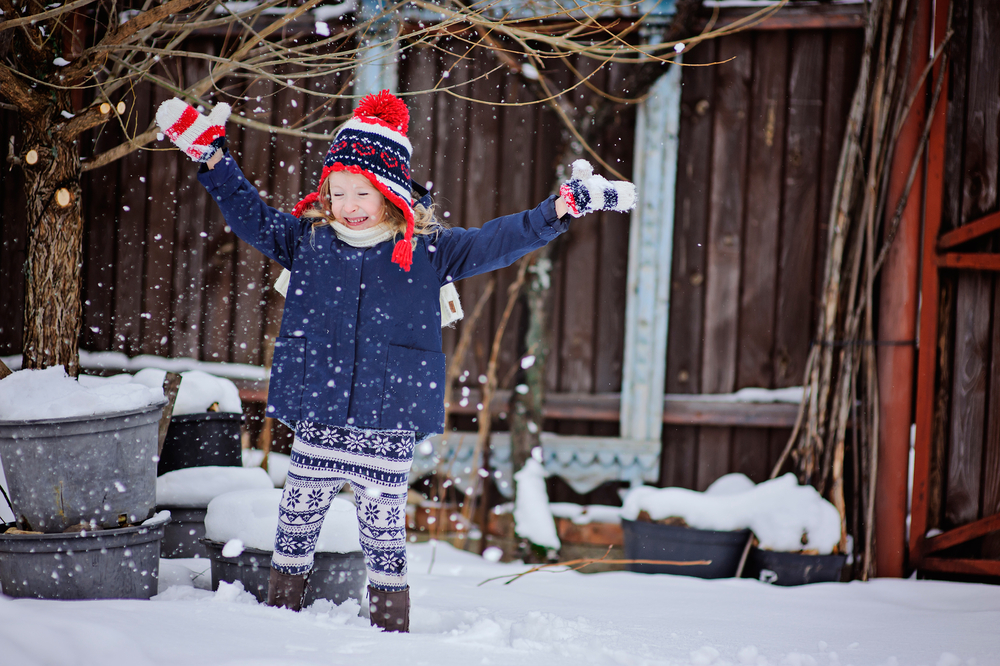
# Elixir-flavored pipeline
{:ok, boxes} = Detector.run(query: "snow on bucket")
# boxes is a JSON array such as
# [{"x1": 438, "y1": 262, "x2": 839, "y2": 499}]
[{"x1": 0, "y1": 400, "x2": 167, "y2": 532}]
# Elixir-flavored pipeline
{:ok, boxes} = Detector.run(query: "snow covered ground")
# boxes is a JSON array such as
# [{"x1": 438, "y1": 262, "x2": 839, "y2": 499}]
[{"x1": 1, "y1": 541, "x2": 996, "y2": 666}]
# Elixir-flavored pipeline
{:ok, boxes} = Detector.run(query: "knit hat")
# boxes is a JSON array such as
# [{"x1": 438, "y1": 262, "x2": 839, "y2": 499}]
[{"x1": 293, "y1": 90, "x2": 416, "y2": 271}]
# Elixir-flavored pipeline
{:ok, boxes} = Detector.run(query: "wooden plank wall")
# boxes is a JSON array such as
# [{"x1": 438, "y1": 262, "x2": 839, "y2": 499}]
[
  {"x1": 663, "y1": 28, "x2": 862, "y2": 490},
  {"x1": 1, "y1": 26, "x2": 862, "y2": 496},
  {"x1": 934, "y1": 0, "x2": 1000, "y2": 557}
]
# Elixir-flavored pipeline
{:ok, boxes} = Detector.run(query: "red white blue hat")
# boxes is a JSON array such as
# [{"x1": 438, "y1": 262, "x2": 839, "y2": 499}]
[{"x1": 293, "y1": 90, "x2": 415, "y2": 271}]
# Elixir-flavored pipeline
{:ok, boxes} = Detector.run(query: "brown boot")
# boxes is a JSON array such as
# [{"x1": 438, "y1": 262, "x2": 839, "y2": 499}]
[
  {"x1": 267, "y1": 568, "x2": 308, "y2": 611},
  {"x1": 368, "y1": 585, "x2": 409, "y2": 632}
]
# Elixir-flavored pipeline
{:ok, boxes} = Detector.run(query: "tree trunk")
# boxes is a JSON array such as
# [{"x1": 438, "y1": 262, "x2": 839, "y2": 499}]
[{"x1": 20, "y1": 101, "x2": 84, "y2": 377}]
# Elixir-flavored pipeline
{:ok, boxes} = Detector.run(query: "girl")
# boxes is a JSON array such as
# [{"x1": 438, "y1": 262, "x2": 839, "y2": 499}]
[{"x1": 156, "y1": 91, "x2": 634, "y2": 632}]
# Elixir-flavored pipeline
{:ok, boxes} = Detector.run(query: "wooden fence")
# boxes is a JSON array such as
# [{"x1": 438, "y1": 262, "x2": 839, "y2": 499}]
[{"x1": 0, "y1": 18, "x2": 863, "y2": 494}]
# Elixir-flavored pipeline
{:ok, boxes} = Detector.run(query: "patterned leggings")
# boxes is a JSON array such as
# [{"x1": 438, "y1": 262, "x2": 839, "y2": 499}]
[{"x1": 271, "y1": 421, "x2": 414, "y2": 592}]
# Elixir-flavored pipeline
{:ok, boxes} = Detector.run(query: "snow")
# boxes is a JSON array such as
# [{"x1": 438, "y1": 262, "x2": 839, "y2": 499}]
[
  {"x1": 1, "y1": 540, "x2": 997, "y2": 665},
  {"x1": 512, "y1": 458, "x2": 560, "y2": 550},
  {"x1": 676, "y1": 386, "x2": 805, "y2": 404},
  {"x1": 204, "y1": 488, "x2": 361, "y2": 553},
  {"x1": 2, "y1": 351, "x2": 268, "y2": 381},
  {"x1": 156, "y1": 466, "x2": 274, "y2": 508},
  {"x1": 242, "y1": 448, "x2": 291, "y2": 487},
  {"x1": 131, "y1": 368, "x2": 242, "y2": 414},
  {"x1": 0, "y1": 367, "x2": 163, "y2": 421},
  {"x1": 621, "y1": 474, "x2": 842, "y2": 554}
]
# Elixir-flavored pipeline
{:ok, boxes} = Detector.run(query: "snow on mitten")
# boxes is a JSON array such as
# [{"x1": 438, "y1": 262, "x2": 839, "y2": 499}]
[
  {"x1": 155, "y1": 98, "x2": 231, "y2": 163},
  {"x1": 558, "y1": 159, "x2": 637, "y2": 218}
]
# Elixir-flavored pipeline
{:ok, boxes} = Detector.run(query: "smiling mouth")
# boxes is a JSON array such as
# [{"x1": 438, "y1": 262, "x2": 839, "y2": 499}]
[{"x1": 344, "y1": 216, "x2": 369, "y2": 226}]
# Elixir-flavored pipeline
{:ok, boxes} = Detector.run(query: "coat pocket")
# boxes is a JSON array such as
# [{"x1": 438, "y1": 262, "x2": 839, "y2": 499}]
[
  {"x1": 267, "y1": 336, "x2": 307, "y2": 421},
  {"x1": 380, "y1": 344, "x2": 446, "y2": 431}
]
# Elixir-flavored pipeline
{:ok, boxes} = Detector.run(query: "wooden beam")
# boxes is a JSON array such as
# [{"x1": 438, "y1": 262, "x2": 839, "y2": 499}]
[
  {"x1": 923, "y1": 513, "x2": 1000, "y2": 554},
  {"x1": 920, "y1": 557, "x2": 1000, "y2": 578},
  {"x1": 936, "y1": 253, "x2": 1000, "y2": 271},
  {"x1": 937, "y1": 210, "x2": 1000, "y2": 250},
  {"x1": 704, "y1": 5, "x2": 865, "y2": 31},
  {"x1": 441, "y1": 389, "x2": 800, "y2": 427}
]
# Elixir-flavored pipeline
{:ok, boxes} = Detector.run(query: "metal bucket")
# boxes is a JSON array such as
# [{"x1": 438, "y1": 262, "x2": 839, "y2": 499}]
[
  {"x1": 157, "y1": 412, "x2": 243, "y2": 476},
  {"x1": 0, "y1": 521, "x2": 166, "y2": 599},
  {"x1": 158, "y1": 506, "x2": 209, "y2": 559},
  {"x1": 202, "y1": 539, "x2": 366, "y2": 607},
  {"x1": 0, "y1": 400, "x2": 166, "y2": 532},
  {"x1": 621, "y1": 519, "x2": 750, "y2": 578}
]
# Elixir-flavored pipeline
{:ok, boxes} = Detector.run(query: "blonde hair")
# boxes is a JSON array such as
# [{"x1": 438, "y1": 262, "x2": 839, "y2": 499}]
[{"x1": 303, "y1": 176, "x2": 443, "y2": 238}]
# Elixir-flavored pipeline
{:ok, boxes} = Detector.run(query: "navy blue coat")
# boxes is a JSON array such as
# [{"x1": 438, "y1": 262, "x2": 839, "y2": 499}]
[{"x1": 198, "y1": 155, "x2": 569, "y2": 433}]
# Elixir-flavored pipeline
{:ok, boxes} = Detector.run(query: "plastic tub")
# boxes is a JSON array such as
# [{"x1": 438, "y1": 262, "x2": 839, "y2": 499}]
[
  {"x1": 158, "y1": 413, "x2": 243, "y2": 476},
  {"x1": 0, "y1": 400, "x2": 166, "y2": 532},
  {"x1": 621, "y1": 519, "x2": 750, "y2": 578},
  {"x1": 202, "y1": 539, "x2": 366, "y2": 607},
  {"x1": 0, "y1": 520, "x2": 166, "y2": 599},
  {"x1": 742, "y1": 548, "x2": 847, "y2": 585},
  {"x1": 158, "y1": 507, "x2": 209, "y2": 559}
]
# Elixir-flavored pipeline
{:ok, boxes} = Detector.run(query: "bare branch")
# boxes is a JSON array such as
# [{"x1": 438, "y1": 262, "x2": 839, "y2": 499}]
[{"x1": 0, "y1": 0, "x2": 97, "y2": 32}]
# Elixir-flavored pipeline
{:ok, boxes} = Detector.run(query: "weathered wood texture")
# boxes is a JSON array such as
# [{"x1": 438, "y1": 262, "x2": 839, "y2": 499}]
[
  {"x1": 1, "y1": 27, "x2": 861, "y2": 495},
  {"x1": 930, "y1": 0, "x2": 1000, "y2": 562},
  {"x1": 664, "y1": 28, "x2": 863, "y2": 489}
]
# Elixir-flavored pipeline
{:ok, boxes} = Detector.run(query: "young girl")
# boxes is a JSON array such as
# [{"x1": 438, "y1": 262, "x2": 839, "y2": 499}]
[{"x1": 156, "y1": 91, "x2": 634, "y2": 632}]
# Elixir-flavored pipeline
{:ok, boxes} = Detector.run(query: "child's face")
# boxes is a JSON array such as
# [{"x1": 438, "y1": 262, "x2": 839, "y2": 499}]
[{"x1": 326, "y1": 171, "x2": 385, "y2": 231}]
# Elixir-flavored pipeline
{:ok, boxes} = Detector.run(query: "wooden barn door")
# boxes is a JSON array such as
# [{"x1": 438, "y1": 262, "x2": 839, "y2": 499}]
[{"x1": 910, "y1": 0, "x2": 1000, "y2": 579}]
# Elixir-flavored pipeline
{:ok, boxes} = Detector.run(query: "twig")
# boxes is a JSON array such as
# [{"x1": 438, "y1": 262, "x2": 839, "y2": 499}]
[{"x1": 479, "y1": 551, "x2": 713, "y2": 586}]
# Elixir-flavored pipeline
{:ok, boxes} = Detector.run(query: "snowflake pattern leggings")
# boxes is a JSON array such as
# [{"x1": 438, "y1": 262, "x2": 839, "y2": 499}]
[{"x1": 271, "y1": 421, "x2": 414, "y2": 592}]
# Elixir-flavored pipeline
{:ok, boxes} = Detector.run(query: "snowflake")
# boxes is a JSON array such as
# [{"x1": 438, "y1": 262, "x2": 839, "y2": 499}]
[
  {"x1": 384, "y1": 505, "x2": 402, "y2": 527},
  {"x1": 364, "y1": 503, "x2": 381, "y2": 524},
  {"x1": 283, "y1": 487, "x2": 303, "y2": 506},
  {"x1": 306, "y1": 488, "x2": 326, "y2": 509},
  {"x1": 374, "y1": 552, "x2": 401, "y2": 572},
  {"x1": 370, "y1": 434, "x2": 394, "y2": 456},
  {"x1": 392, "y1": 438, "x2": 413, "y2": 458},
  {"x1": 319, "y1": 425, "x2": 339, "y2": 447},
  {"x1": 275, "y1": 533, "x2": 298, "y2": 552},
  {"x1": 297, "y1": 421, "x2": 319, "y2": 441},
  {"x1": 344, "y1": 431, "x2": 367, "y2": 452}
]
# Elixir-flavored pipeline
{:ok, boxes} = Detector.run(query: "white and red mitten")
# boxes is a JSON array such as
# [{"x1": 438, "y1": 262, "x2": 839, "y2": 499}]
[
  {"x1": 155, "y1": 98, "x2": 231, "y2": 163},
  {"x1": 558, "y1": 159, "x2": 637, "y2": 218}
]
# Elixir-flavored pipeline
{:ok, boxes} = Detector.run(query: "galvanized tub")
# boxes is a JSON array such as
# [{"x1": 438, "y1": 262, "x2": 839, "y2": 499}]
[
  {"x1": 202, "y1": 539, "x2": 366, "y2": 607},
  {"x1": 0, "y1": 520, "x2": 166, "y2": 599},
  {"x1": 158, "y1": 506, "x2": 209, "y2": 559},
  {"x1": 0, "y1": 400, "x2": 166, "y2": 532}
]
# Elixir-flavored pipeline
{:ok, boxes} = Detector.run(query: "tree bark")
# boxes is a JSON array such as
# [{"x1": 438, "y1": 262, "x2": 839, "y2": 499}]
[{"x1": 20, "y1": 95, "x2": 85, "y2": 377}]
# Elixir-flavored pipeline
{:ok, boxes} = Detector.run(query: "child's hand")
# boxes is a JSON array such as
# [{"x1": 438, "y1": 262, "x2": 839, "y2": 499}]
[
  {"x1": 558, "y1": 159, "x2": 637, "y2": 218},
  {"x1": 155, "y1": 98, "x2": 230, "y2": 163}
]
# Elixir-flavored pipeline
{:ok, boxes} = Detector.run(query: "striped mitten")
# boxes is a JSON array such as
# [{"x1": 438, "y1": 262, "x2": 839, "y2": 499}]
[
  {"x1": 155, "y1": 98, "x2": 231, "y2": 163},
  {"x1": 558, "y1": 159, "x2": 637, "y2": 218}
]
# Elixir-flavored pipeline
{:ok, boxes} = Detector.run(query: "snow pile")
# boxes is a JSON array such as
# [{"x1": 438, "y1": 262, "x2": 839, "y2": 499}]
[
  {"x1": 156, "y1": 466, "x2": 274, "y2": 508},
  {"x1": 0, "y1": 367, "x2": 164, "y2": 421},
  {"x1": 621, "y1": 473, "x2": 842, "y2": 554},
  {"x1": 204, "y1": 488, "x2": 361, "y2": 553},
  {"x1": 685, "y1": 386, "x2": 805, "y2": 404},
  {"x1": 549, "y1": 503, "x2": 624, "y2": 525},
  {"x1": 132, "y1": 368, "x2": 242, "y2": 414},
  {"x1": 512, "y1": 458, "x2": 560, "y2": 550},
  {"x1": 242, "y1": 449, "x2": 291, "y2": 487}
]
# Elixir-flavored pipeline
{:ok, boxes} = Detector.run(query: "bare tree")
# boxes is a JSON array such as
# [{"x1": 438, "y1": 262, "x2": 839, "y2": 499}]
[{"x1": 1, "y1": 0, "x2": 711, "y2": 376}]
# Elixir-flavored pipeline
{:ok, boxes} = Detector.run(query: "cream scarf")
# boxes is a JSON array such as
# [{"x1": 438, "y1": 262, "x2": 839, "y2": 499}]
[{"x1": 273, "y1": 223, "x2": 463, "y2": 327}]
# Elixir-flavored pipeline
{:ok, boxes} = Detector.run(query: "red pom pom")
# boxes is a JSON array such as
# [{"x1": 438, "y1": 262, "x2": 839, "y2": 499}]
[
  {"x1": 391, "y1": 238, "x2": 413, "y2": 272},
  {"x1": 354, "y1": 90, "x2": 409, "y2": 134}
]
